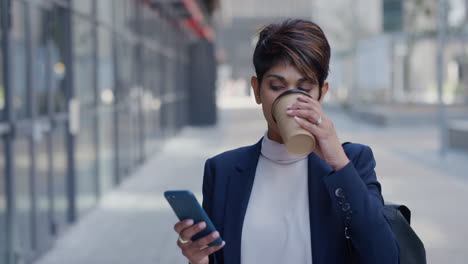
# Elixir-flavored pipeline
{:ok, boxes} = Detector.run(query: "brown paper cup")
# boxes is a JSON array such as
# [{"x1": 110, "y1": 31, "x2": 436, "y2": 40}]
[{"x1": 272, "y1": 90, "x2": 316, "y2": 157}]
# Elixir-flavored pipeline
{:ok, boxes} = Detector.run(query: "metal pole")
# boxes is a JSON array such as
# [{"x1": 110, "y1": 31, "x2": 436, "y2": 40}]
[
  {"x1": 44, "y1": 7, "x2": 57, "y2": 235},
  {"x1": 64, "y1": 0, "x2": 77, "y2": 222},
  {"x1": 111, "y1": 1, "x2": 121, "y2": 185},
  {"x1": 465, "y1": 0, "x2": 468, "y2": 104},
  {"x1": 1, "y1": 0, "x2": 16, "y2": 263},
  {"x1": 23, "y1": 1, "x2": 38, "y2": 251},
  {"x1": 92, "y1": 0, "x2": 101, "y2": 199},
  {"x1": 437, "y1": 0, "x2": 449, "y2": 157},
  {"x1": 134, "y1": 1, "x2": 145, "y2": 164}
]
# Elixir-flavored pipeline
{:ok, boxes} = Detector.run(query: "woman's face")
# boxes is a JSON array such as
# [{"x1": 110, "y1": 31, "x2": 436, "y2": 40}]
[{"x1": 251, "y1": 62, "x2": 328, "y2": 142}]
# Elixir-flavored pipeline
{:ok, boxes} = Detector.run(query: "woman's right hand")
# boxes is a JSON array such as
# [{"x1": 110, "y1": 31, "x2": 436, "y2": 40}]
[{"x1": 174, "y1": 219, "x2": 226, "y2": 264}]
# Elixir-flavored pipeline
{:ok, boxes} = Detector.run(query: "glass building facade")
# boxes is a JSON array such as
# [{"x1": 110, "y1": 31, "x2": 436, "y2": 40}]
[{"x1": 0, "y1": 0, "x2": 217, "y2": 263}]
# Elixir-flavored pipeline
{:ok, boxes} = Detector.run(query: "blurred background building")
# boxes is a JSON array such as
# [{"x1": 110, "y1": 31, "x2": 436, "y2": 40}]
[
  {"x1": 1, "y1": 0, "x2": 218, "y2": 263},
  {"x1": 217, "y1": 0, "x2": 468, "y2": 104},
  {"x1": 216, "y1": 0, "x2": 468, "y2": 147},
  {"x1": 1, "y1": 0, "x2": 467, "y2": 263}
]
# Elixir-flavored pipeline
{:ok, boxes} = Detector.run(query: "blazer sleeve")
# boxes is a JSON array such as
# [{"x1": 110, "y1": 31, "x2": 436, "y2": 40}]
[
  {"x1": 202, "y1": 158, "x2": 214, "y2": 220},
  {"x1": 322, "y1": 145, "x2": 400, "y2": 264}
]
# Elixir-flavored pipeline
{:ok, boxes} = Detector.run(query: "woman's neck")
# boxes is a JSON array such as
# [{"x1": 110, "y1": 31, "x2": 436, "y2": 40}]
[{"x1": 267, "y1": 126, "x2": 284, "y2": 144}]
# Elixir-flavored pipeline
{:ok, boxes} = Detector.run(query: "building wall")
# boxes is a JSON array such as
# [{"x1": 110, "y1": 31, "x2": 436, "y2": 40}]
[
  {"x1": 216, "y1": 0, "x2": 383, "y2": 98},
  {"x1": 0, "y1": 0, "x2": 209, "y2": 263},
  {"x1": 217, "y1": 0, "x2": 315, "y2": 96}
]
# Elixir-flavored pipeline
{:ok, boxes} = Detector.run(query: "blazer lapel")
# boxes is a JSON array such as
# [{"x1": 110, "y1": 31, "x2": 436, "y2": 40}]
[
  {"x1": 223, "y1": 138, "x2": 262, "y2": 264},
  {"x1": 307, "y1": 152, "x2": 335, "y2": 263}
]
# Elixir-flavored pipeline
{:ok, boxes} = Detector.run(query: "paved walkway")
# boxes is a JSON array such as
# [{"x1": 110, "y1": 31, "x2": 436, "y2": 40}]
[{"x1": 35, "y1": 97, "x2": 468, "y2": 264}]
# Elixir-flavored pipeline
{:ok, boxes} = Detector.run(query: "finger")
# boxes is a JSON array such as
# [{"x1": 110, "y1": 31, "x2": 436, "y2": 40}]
[
  {"x1": 297, "y1": 95, "x2": 321, "y2": 108},
  {"x1": 183, "y1": 231, "x2": 220, "y2": 257},
  {"x1": 287, "y1": 109, "x2": 321, "y2": 124},
  {"x1": 182, "y1": 244, "x2": 202, "y2": 259},
  {"x1": 174, "y1": 219, "x2": 194, "y2": 234},
  {"x1": 191, "y1": 241, "x2": 226, "y2": 261},
  {"x1": 296, "y1": 96, "x2": 323, "y2": 114},
  {"x1": 294, "y1": 116, "x2": 322, "y2": 136},
  {"x1": 286, "y1": 102, "x2": 314, "y2": 111},
  {"x1": 180, "y1": 221, "x2": 207, "y2": 242},
  {"x1": 177, "y1": 237, "x2": 193, "y2": 249},
  {"x1": 192, "y1": 231, "x2": 221, "y2": 249}
]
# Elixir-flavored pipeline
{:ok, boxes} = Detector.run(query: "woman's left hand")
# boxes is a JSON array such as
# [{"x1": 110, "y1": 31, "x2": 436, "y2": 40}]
[{"x1": 286, "y1": 95, "x2": 349, "y2": 171}]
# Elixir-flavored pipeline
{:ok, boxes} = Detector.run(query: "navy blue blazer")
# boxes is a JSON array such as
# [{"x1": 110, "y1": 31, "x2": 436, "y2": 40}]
[{"x1": 202, "y1": 138, "x2": 400, "y2": 264}]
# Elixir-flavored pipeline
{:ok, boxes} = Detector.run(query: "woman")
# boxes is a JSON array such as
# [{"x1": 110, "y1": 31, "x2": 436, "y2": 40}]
[{"x1": 173, "y1": 19, "x2": 400, "y2": 264}]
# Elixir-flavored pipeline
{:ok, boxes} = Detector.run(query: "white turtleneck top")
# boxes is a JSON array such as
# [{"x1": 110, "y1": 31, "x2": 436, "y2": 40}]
[{"x1": 240, "y1": 131, "x2": 313, "y2": 264}]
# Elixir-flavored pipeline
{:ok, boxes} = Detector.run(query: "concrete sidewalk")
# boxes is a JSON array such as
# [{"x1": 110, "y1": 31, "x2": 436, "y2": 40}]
[{"x1": 36, "y1": 97, "x2": 468, "y2": 264}]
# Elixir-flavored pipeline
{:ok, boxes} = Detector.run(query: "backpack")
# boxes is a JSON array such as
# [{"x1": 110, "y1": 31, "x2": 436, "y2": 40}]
[
  {"x1": 342, "y1": 143, "x2": 427, "y2": 264},
  {"x1": 381, "y1": 203, "x2": 427, "y2": 264}
]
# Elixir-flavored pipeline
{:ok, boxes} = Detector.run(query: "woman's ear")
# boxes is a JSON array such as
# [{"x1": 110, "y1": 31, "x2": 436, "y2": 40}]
[
  {"x1": 251, "y1": 76, "x2": 262, "y2": 104},
  {"x1": 319, "y1": 82, "x2": 329, "y2": 103}
]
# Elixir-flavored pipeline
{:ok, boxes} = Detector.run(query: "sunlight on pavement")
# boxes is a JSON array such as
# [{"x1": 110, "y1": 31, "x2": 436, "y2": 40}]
[
  {"x1": 99, "y1": 192, "x2": 203, "y2": 212},
  {"x1": 217, "y1": 95, "x2": 261, "y2": 109}
]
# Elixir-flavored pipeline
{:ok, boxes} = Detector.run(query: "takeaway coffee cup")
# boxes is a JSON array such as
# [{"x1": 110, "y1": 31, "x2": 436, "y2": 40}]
[{"x1": 271, "y1": 89, "x2": 317, "y2": 157}]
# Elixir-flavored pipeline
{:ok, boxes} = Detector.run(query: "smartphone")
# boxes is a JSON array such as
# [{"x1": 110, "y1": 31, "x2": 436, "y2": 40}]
[{"x1": 164, "y1": 190, "x2": 223, "y2": 246}]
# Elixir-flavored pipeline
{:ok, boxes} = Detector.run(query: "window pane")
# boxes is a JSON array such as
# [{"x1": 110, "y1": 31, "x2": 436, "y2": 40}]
[
  {"x1": 115, "y1": 37, "x2": 134, "y2": 101},
  {"x1": 98, "y1": 106, "x2": 114, "y2": 193},
  {"x1": 51, "y1": 124, "x2": 68, "y2": 232},
  {"x1": 97, "y1": 0, "x2": 113, "y2": 25},
  {"x1": 117, "y1": 107, "x2": 132, "y2": 177},
  {"x1": 72, "y1": 0, "x2": 93, "y2": 15},
  {"x1": 115, "y1": 36, "x2": 133, "y2": 176},
  {"x1": 11, "y1": 1, "x2": 28, "y2": 119},
  {"x1": 36, "y1": 136, "x2": 51, "y2": 248},
  {"x1": 15, "y1": 137, "x2": 33, "y2": 254},
  {"x1": 97, "y1": 26, "x2": 115, "y2": 193},
  {"x1": 49, "y1": 6, "x2": 68, "y2": 113},
  {"x1": 11, "y1": 1, "x2": 34, "y2": 255},
  {"x1": 30, "y1": 4, "x2": 68, "y2": 115},
  {"x1": 73, "y1": 16, "x2": 97, "y2": 215},
  {"x1": 97, "y1": 26, "x2": 115, "y2": 104},
  {"x1": 73, "y1": 15, "x2": 94, "y2": 107},
  {"x1": 142, "y1": 4, "x2": 160, "y2": 43},
  {"x1": 30, "y1": 5, "x2": 50, "y2": 116},
  {"x1": 142, "y1": 47, "x2": 162, "y2": 156},
  {"x1": 115, "y1": 36, "x2": 137, "y2": 175},
  {"x1": 76, "y1": 115, "x2": 97, "y2": 216},
  {"x1": 114, "y1": 0, "x2": 135, "y2": 32}
]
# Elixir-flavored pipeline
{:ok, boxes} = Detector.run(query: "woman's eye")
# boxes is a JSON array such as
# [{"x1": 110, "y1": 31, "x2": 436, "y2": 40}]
[
  {"x1": 271, "y1": 86, "x2": 284, "y2": 91},
  {"x1": 298, "y1": 87, "x2": 311, "y2": 92}
]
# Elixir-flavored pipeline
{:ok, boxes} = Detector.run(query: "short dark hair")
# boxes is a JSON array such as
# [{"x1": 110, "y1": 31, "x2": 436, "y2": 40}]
[{"x1": 253, "y1": 19, "x2": 331, "y2": 100}]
